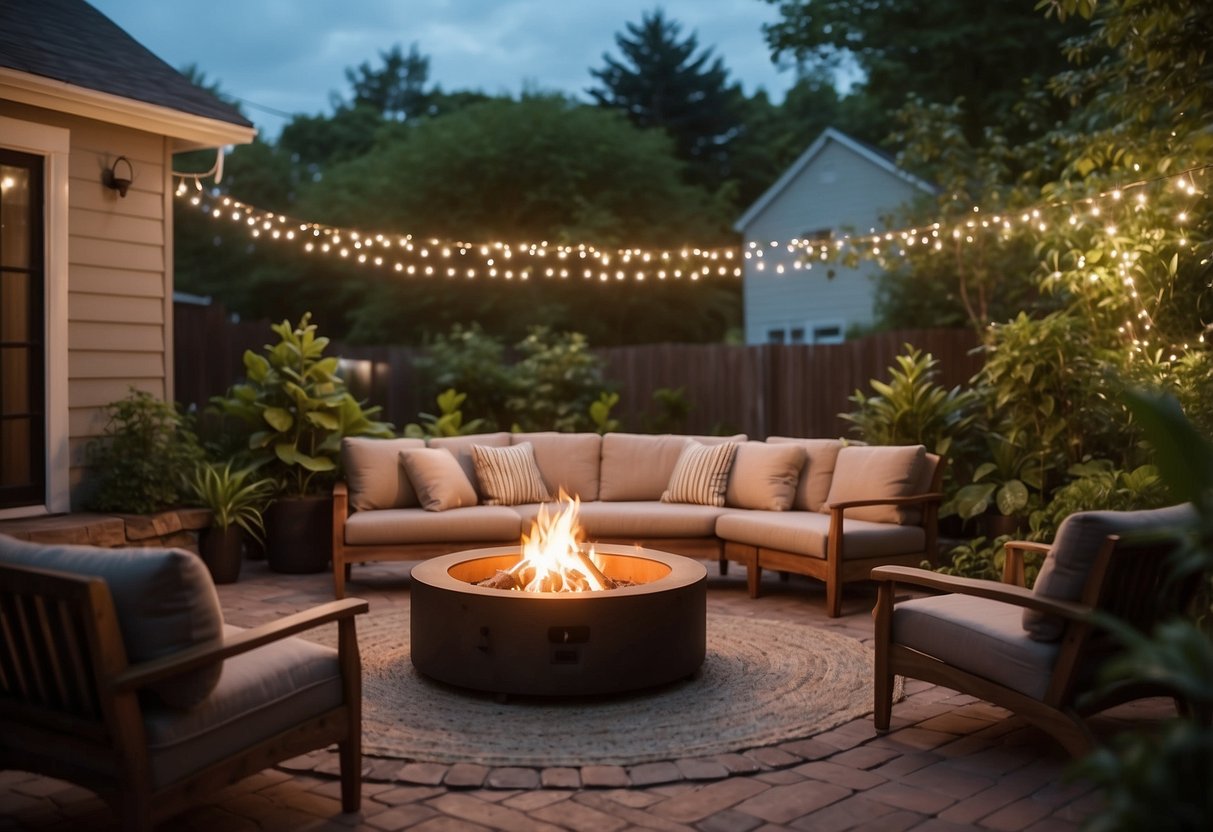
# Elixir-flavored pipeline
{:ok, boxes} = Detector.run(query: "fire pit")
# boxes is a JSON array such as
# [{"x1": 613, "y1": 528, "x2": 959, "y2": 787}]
[{"x1": 410, "y1": 496, "x2": 707, "y2": 696}]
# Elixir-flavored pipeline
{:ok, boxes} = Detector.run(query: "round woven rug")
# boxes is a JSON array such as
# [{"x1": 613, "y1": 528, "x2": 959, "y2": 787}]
[{"x1": 308, "y1": 607, "x2": 894, "y2": 767}]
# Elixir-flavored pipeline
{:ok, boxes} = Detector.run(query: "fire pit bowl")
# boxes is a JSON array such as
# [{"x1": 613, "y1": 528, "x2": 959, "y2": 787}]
[{"x1": 410, "y1": 544, "x2": 707, "y2": 696}]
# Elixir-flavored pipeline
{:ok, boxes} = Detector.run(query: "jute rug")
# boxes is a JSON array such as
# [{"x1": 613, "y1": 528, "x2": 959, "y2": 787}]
[{"x1": 308, "y1": 607, "x2": 897, "y2": 767}]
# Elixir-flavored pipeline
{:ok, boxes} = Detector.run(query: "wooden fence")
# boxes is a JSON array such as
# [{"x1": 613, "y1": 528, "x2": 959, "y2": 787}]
[{"x1": 174, "y1": 300, "x2": 982, "y2": 439}]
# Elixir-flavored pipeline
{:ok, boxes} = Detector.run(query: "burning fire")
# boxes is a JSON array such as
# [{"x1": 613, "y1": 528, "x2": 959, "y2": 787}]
[{"x1": 481, "y1": 492, "x2": 617, "y2": 592}]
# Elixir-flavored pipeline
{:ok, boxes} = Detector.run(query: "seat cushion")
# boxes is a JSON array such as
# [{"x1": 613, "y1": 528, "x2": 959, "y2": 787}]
[
  {"x1": 714, "y1": 510, "x2": 925, "y2": 559},
  {"x1": 342, "y1": 436, "x2": 426, "y2": 510},
  {"x1": 725, "y1": 442, "x2": 806, "y2": 511},
  {"x1": 512, "y1": 432, "x2": 602, "y2": 501},
  {"x1": 1025, "y1": 503, "x2": 1195, "y2": 641},
  {"x1": 894, "y1": 594, "x2": 1060, "y2": 700},
  {"x1": 824, "y1": 445, "x2": 927, "y2": 524},
  {"x1": 515, "y1": 501, "x2": 726, "y2": 538},
  {"x1": 400, "y1": 448, "x2": 478, "y2": 511},
  {"x1": 344, "y1": 506, "x2": 523, "y2": 545},
  {"x1": 0, "y1": 534, "x2": 223, "y2": 709},
  {"x1": 144, "y1": 624, "x2": 343, "y2": 788},
  {"x1": 661, "y1": 441, "x2": 738, "y2": 507},
  {"x1": 766, "y1": 437, "x2": 844, "y2": 512},
  {"x1": 471, "y1": 442, "x2": 552, "y2": 505},
  {"x1": 599, "y1": 433, "x2": 745, "y2": 501}
]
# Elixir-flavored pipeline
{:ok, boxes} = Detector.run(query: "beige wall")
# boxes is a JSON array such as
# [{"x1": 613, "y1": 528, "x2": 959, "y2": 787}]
[{"x1": 0, "y1": 100, "x2": 171, "y2": 506}]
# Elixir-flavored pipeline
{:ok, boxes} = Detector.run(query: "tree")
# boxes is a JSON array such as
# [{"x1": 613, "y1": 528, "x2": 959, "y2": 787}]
[
  {"x1": 589, "y1": 9, "x2": 746, "y2": 191},
  {"x1": 342, "y1": 43, "x2": 433, "y2": 121}
]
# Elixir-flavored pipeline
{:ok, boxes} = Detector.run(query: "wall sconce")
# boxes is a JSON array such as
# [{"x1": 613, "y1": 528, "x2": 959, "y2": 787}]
[{"x1": 105, "y1": 156, "x2": 134, "y2": 197}]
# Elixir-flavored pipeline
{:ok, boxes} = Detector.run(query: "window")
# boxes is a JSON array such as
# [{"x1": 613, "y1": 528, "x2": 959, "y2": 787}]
[
  {"x1": 0, "y1": 150, "x2": 45, "y2": 509},
  {"x1": 766, "y1": 320, "x2": 845, "y2": 346}
]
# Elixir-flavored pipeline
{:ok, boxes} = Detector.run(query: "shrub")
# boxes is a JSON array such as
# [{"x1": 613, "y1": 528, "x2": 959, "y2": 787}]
[{"x1": 507, "y1": 326, "x2": 611, "y2": 432}]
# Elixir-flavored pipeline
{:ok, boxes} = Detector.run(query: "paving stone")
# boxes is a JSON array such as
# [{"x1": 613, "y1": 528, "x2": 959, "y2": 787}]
[
  {"x1": 745, "y1": 747, "x2": 800, "y2": 768},
  {"x1": 786, "y1": 794, "x2": 896, "y2": 832},
  {"x1": 696, "y1": 808, "x2": 766, "y2": 832},
  {"x1": 871, "y1": 751, "x2": 943, "y2": 779},
  {"x1": 540, "y1": 767, "x2": 581, "y2": 789},
  {"x1": 502, "y1": 790, "x2": 572, "y2": 811},
  {"x1": 917, "y1": 713, "x2": 997, "y2": 736},
  {"x1": 572, "y1": 792, "x2": 698, "y2": 832},
  {"x1": 900, "y1": 761, "x2": 996, "y2": 800},
  {"x1": 848, "y1": 809, "x2": 926, "y2": 831},
  {"x1": 649, "y1": 776, "x2": 770, "y2": 823},
  {"x1": 373, "y1": 785, "x2": 446, "y2": 806},
  {"x1": 485, "y1": 767, "x2": 540, "y2": 790},
  {"x1": 409, "y1": 817, "x2": 492, "y2": 832},
  {"x1": 712, "y1": 753, "x2": 764, "y2": 774},
  {"x1": 628, "y1": 762, "x2": 684, "y2": 786},
  {"x1": 979, "y1": 796, "x2": 1055, "y2": 831},
  {"x1": 753, "y1": 769, "x2": 808, "y2": 785},
  {"x1": 427, "y1": 792, "x2": 565, "y2": 832},
  {"x1": 395, "y1": 762, "x2": 448, "y2": 786},
  {"x1": 863, "y1": 781, "x2": 957, "y2": 815},
  {"x1": 812, "y1": 720, "x2": 881, "y2": 750},
  {"x1": 442, "y1": 763, "x2": 488, "y2": 788},
  {"x1": 776, "y1": 738, "x2": 835, "y2": 760},
  {"x1": 733, "y1": 781, "x2": 852, "y2": 824},
  {"x1": 531, "y1": 797, "x2": 631, "y2": 831},
  {"x1": 598, "y1": 788, "x2": 663, "y2": 808},
  {"x1": 876, "y1": 726, "x2": 957, "y2": 751},
  {"x1": 580, "y1": 765, "x2": 631, "y2": 788},
  {"x1": 795, "y1": 760, "x2": 887, "y2": 791},
  {"x1": 674, "y1": 757, "x2": 730, "y2": 781},
  {"x1": 1026, "y1": 820, "x2": 1082, "y2": 832},
  {"x1": 828, "y1": 745, "x2": 901, "y2": 770},
  {"x1": 364, "y1": 802, "x2": 440, "y2": 830}
]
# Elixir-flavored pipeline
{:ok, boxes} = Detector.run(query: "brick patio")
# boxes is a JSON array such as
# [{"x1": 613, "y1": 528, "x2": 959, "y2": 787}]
[{"x1": 0, "y1": 559, "x2": 1170, "y2": 831}]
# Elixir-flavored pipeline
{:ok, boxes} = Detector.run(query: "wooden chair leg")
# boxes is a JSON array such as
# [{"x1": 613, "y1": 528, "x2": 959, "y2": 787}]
[
  {"x1": 873, "y1": 580, "x2": 894, "y2": 730},
  {"x1": 826, "y1": 578, "x2": 843, "y2": 618},
  {"x1": 332, "y1": 558, "x2": 346, "y2": 599},
  {"x1": 718, "y1": 558, "x2": 729, "y2": 576},
  {"x1": 338, "y1": 736, "x2": 361, "y2": 812},
  {"x1": 747, "y1": 563, "x2": 761, "y2": 598}
]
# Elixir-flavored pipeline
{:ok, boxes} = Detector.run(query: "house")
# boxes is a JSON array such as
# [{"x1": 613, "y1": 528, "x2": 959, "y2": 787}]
[
  {"x1": 0, "y1": 0, "x2": 254, "y2": 518},
  {"x1": 733, "y1": 127, "x2": 935, "y2": 345}
]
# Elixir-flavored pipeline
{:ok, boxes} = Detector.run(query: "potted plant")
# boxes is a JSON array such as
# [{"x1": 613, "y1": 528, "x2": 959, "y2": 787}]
[
  {"x1": 212, "y1": 313, "x2": 393, "y2": 573},
  {"x1": 186, "y1": 461, "x2": 274, "y2": 583},
  {"x1": 949, "y1": 434, "x2": 1043, "y2": 537}
]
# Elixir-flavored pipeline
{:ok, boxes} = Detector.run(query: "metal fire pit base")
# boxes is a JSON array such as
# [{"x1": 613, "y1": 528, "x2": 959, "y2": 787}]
[{"x1": 410, "y1": 545, "x2": 707, "y2": 696}]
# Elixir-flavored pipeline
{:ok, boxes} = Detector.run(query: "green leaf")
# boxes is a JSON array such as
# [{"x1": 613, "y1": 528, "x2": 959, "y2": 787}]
[
  {"x1": 263, "y1": 407, "x2": 293, "y2": 432},
  {"x1": 996, "y1": 480, "x2": 1029, "y2": 515},
  {"x1": 305, "y1": 411, "x2": 341, "y2": 430}
]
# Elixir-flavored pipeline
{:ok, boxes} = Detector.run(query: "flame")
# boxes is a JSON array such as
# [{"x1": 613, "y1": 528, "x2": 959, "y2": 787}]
[{"x1": 507, "y1": 491, "x2": 608, "y2": 592}]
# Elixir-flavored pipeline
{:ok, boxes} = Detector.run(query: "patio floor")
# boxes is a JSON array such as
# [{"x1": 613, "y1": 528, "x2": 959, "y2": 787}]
[{"x1": 0, "y1": 559, "x2": 1172, "y2": 831}]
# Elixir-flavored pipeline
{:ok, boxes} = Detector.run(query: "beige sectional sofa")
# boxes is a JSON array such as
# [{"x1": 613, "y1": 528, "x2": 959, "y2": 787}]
[{"x1": 332, "y1": 431, "x2": 943, "y2": 616}]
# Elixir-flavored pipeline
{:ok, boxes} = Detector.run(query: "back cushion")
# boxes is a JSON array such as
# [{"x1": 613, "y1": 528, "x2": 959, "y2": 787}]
[
  {"x1": 429, "y1": 432, "x2": 511, "y2": 499},
  {"x1": 400, "y1": 448, "x2": 479, "y2": 511},
  {"x1": 766, "y1": 437, "x2": 844, "y2": 512},
  {"x1": 1025, "y1": 504, "x2": 1196, "y2": 642},
  {"x1": 342, "y1": 436, "x2": 426, "y2": 511},
  {"x1": 725, "y1": 442, "x2": 806, "y2": 511},
  {"x1": 823, "y1": 445, "x2": 927, "y2": 524},
  {"x1": 512, "y1": 432, "x2": 602, "y2": 501},
  {"x1": 0, "y1": 534, "x2": 224, "y2": 709},
  {"x1": 599, "y1": 433, "x2": 745, "y2": 502}
]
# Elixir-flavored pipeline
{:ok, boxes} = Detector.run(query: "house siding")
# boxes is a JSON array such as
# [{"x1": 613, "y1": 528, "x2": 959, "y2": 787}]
[
  {"x1": 740, "y1": 138, "x2": 924, "y2": 344},
  {"x1": 0, "y1": 100, "x2": 170, "y2": 505}
]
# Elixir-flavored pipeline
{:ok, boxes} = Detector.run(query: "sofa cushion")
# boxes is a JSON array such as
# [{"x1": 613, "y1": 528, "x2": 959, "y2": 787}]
[
  {"x1": 894, "y1": 594, "x2": 1060, "y2": 700},
  {"x1": 512, "y1": 432, "x2": 602, "y2": 501},
  {"x1": 514, "y1": 501, "x2": 727, "y2": 538},
  {"x1": 342, "y1": 436, "x2": 426, "y2": 511},
  {"x1": 766, "y1": 437, "x2": 844, "y2": 512},
  {"x1": 714, "y1": 510, "x2": 925, "y2": 559},
  {"x1": 144, "y1": 624, "x2": 341, "y2": 788},
  {"x1": 400, "y1": 448, "x2": 478, "y2": 511},
  {"x1": 344, "y1": 506, "x2": 523, "y2": 545},
  {"x1": 599, "y1": 433, "x2": 745, "y2": 502},
  {"x1": 0, "y1": 534, "x2": 223, "y2": 709},
  {"x1": 1025, "y1": 504, "x2": 1195, "y2": 642},
  {"x1": 824, "y1": 445, "x2": 927, "y2": 524},
  {"x1": 471, "y1": 442, "x2": 552, "y2": 506},
  {"x1": 428, "y1": 432, "x2": 512, "y2": 499},
  {"x1": 726, "y1": 442, "x2": 806, "y2": 511},
  {"x1": 661, "y1": 441, "x2": 738, "y2": 507}
]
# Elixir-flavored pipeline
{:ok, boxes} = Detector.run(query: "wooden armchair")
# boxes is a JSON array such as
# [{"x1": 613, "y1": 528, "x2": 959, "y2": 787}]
[
  {"x1": 0, "y1": 536, "x2": 368, "y2": 831},
  {"x1": 872, "y1": 504, "x2": 1198, "y2": 756}
]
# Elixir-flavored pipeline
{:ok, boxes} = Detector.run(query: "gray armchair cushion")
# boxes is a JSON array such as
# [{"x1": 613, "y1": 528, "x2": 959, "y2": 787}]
[
  {"x1": 1025, "y1": 504, "x2": 1195, "y2": 641},
  {"x1": 0, "y1": 534, "x2": 223, "y2": 709}
]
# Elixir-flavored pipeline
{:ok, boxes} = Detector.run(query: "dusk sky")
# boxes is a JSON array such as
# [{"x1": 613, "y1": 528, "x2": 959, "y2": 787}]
[{"x1": 89, "y1": 0, "x2": 798, "y2": 138}]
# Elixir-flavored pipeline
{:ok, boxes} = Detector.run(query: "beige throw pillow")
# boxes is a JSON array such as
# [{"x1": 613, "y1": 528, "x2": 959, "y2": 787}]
[
  {"x1": 342, "y1": 436, "x2": 425, "y2": 511},
  {"x1": 471, "y1": 442, "x2": 553, "y2": 506},
  {"x1": 399, "y1": 448, "x2": 478, "y2": 511},
  {"x1": 823, "y1": 445, "x2": 926, "y2": 524},
  {"x1": 661, "y1": 441, "x2": 738, "y2": 507},
  {"x1": 766, "y1": 437, "x2": 844, "y2": 512},
  {"x1": 725, "y1": 442, "x2": 806, "y2": 511}
]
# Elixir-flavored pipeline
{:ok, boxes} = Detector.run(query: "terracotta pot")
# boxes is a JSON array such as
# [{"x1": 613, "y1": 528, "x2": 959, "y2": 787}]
[
  {"x1": 199, "y1": 525, "x2": 244, "y2": 584},
  {"x1": 266, "y1": 495, "x2": 332, "y2": 574}
]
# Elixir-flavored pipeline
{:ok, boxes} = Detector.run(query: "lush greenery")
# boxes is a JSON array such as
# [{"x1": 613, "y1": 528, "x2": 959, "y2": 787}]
[
  {"x1": 85, "y1": 389, "x2": 205, "y2": 514},
  {"x1": 185, "y1": 461, "x2": 274, "y2": 543},
  {"x1": 211, "y1": 314, "x2": 393, "y2": 496}
]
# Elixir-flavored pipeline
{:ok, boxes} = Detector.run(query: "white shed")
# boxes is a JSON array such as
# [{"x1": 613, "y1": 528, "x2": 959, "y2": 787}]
[{"x1": 733, "y1": 127, "x2": 935, "y2": 345}]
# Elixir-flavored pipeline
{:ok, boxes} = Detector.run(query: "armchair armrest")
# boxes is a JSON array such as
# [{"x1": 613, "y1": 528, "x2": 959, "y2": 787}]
[
  {"x1": 112, "y1": 598, "x2": 369, "y2": 693},
  {"x1": 1002, "y1": 539, "x2": 1051, "y2": 586},
  {"x1": 870, "y1": 565, "x2": 1089, "y2": 620}
]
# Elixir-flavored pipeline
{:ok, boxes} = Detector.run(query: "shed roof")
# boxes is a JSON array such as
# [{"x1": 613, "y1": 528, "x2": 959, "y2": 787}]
[
  {"x1": 733, "y1": 127, "x2": 936, "y2": 233},
  {"x1": 0, "y1": 0, "x2": 254, "y2": 145}
]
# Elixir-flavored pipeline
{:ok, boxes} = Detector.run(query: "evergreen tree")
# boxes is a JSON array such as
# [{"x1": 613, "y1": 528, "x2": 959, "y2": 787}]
[{"x1": 342, "y1": 43, "x2": 433, "y2": 120}]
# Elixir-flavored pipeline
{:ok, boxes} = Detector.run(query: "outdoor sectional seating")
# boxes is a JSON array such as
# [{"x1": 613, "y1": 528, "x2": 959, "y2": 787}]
[{"x1": 333, "y1": 432, "x2": 944, "y2": 616}]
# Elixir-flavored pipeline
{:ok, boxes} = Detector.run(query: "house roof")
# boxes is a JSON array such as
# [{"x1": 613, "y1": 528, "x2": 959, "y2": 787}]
[
  {"x1": 733, "y1": 127, "x2": 936, "y2": 233},
  {"x1": 0, "y1": 0, "x2": 254, "y2": 148}
]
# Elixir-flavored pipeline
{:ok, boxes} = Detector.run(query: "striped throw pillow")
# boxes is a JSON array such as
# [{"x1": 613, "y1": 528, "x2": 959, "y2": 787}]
[
  {"x1": 661, "y1": 441, "x2": 738, "y2": 507},
  {"x1": 471, "y1": 442, "x2": 553, "y2": 506}
]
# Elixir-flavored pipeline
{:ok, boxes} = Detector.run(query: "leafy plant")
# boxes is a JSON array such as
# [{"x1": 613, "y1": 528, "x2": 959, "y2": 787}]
[
  {"x1": 212, "y1": 313, "x2": 393, "y2": 496},
  {"x1": 950, "y1": 434, "x2": 1044, "y2": 520},
  {"x1": 412, "y1": 323, "x2": 513, "y2": 430},
  {"x1": 934, "y1": 535, "x2": 1017, "y2": 583},
  {"x1": 589, "y1": 391, "x2": 621, "y2": 434},
  {"x1": 1029, "y1": 459, "x2": 1168, "y2": 542},
  {"x1": 649, "y1": 386, "x2": 691, "y2": 433},
  {"x1": 404, "y1": 388, "x2": 489, "y2": 438},
  {"x1": 186, "y1": 461, "x2": 274, "y2": 545},
  {"x1": 841, "y1": 344, "x2": 978, "y2": 458},
  {"x1": 85, "y1": 389, "x2": 204, "y2": 514},
  {"x1": 506, "y1": 326, "x2": 610, "y2": 432}
]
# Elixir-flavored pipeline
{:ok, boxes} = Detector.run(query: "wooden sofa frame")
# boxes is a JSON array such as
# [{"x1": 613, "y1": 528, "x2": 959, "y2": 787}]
[{"x1": 0, "y1": 561, "x2": 368, "y2": 831}]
